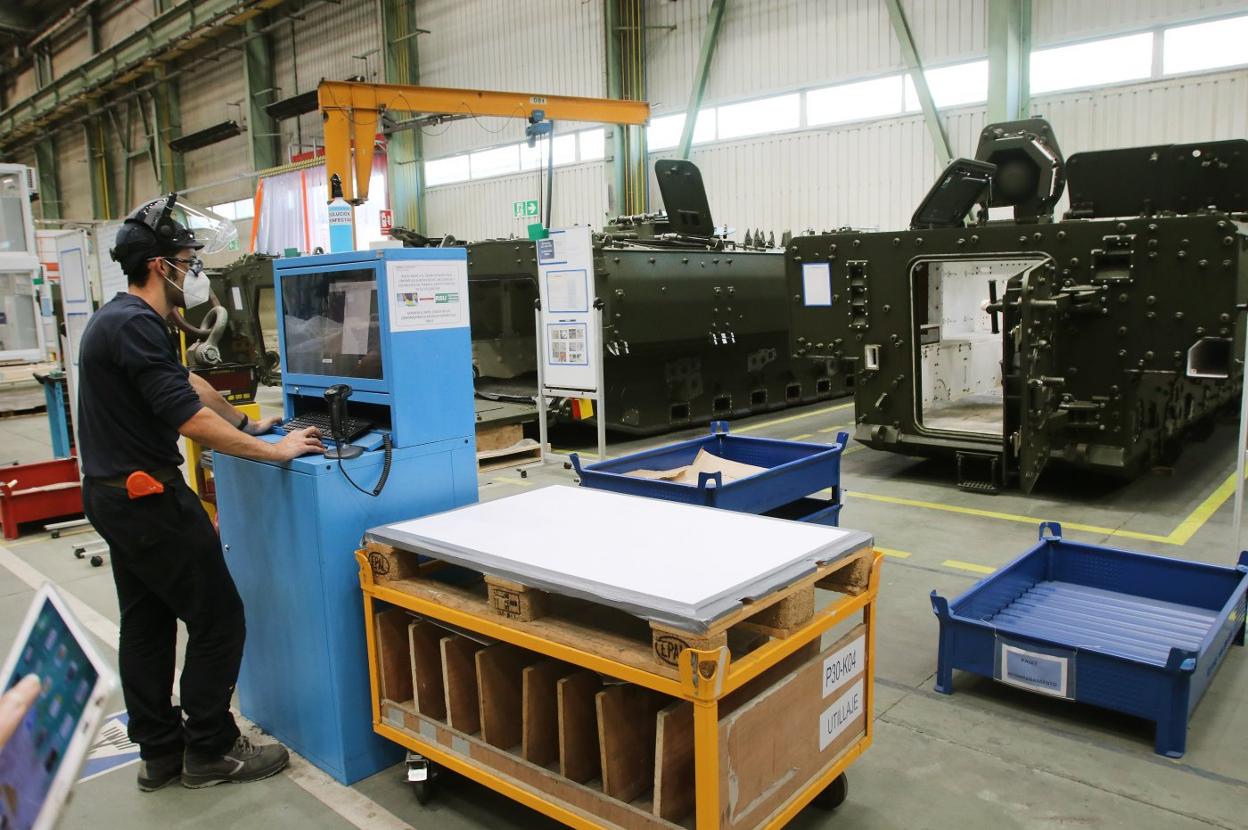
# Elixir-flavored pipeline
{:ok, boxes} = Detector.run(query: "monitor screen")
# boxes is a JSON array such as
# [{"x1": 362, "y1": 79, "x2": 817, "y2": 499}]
[{"x1": 280, "y1": 268, "x2": 383, "y2": 380}]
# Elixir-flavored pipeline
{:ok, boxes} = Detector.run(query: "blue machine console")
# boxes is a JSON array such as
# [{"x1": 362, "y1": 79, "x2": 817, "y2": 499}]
[{"x1": 212, "y1": 248, "x2": 478, "y2": 784}]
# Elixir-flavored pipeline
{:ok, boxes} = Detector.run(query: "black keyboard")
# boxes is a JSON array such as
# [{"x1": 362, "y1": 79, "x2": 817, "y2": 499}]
[{"x1": 282, "y1": 412, "x2": 373, "y2": 443}]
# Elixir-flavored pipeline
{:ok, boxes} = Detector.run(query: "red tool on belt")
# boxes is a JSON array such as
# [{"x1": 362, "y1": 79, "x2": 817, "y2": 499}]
[{"x1": 125, "y1": 471, "x2": 165, "y2": 500}]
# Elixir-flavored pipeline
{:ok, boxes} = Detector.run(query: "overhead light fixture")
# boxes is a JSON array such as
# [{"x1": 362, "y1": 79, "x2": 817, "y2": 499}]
[
  {"x1": 265, "y1": 75, "x2": 366, "y2": 121},
  {"x1": 265, "y1": 89, "x2": 318, "y2": 121},
  {"x1": 169, "y1": 120, "x2": 243, "y2": 153}
]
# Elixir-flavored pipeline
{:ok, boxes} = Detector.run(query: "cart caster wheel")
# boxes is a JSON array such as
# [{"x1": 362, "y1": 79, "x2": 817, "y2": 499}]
[
  {"x1": 412, "y1": 778, "x2": 435, "y2": 805},
  {"x1": 812, "y1": 773, "x2": 848, "y2": 810},
  {"x1": 90, "y1": 556, "x2": 103, "y2": 567},
  {"x1": 519, "y1": 469, "x2": 527, "y2": 479},
  {"x1": 51, "y1": 531, "x2": 61, "y2": 539},
  {"x1": 406, "y1": 753, "x2": 438, "y2": 805},
  {"x1": 74, "y1": 549, "x2": 85, "y2": 560}
]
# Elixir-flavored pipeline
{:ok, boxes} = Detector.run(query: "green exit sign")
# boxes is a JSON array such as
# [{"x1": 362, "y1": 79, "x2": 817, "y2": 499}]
[{"x1": 512, "y1": 199, "x2": 539, "y2": 219}]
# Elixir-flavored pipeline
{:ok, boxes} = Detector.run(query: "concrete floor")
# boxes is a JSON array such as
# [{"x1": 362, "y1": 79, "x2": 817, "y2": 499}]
[{"x1": 1, "y1": 394, "x2": 1245, "y2": 830}]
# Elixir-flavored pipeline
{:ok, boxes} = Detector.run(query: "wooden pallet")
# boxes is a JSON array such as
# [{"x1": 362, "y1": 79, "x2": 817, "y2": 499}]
[
  {"x1": 476, "y1": 422, "x2": 541, "y2": 471},
  {"x1": 364, "y1": 539, "x2": 872, "y2": 678}
]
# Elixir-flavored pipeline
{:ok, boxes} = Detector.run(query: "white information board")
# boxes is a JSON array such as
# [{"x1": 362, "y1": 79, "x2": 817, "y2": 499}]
[
  {"x1": 384, "y1": 258, "x2": 469, "y2": 332},
  {"x1": 97, "y1": 221, "x2": 127, "y2": 299},
  {"x1": 536, "y1": 227, "x2": 598, "y2": 393}
]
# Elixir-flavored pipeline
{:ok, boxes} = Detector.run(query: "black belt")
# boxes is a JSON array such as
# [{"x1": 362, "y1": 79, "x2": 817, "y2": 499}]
[{"x1": 89, "y1": 466, "x2": 183, "y2": 490}]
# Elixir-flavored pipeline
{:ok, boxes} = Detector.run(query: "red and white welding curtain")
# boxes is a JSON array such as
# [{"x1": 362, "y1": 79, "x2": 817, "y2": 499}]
[{"x1": 250, "y1": 152, "x2": 388, "y2": 255}]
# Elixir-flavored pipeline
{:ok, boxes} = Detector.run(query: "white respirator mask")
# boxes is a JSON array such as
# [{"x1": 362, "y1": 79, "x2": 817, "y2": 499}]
[{"x1": 164, "y1": 257, "x2": 211, "y2": 310}]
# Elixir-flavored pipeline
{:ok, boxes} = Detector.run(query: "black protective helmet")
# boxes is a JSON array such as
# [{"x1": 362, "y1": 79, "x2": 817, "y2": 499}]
[{"x1": 110, "y1": 193, "x2": 236, "y2": 276}]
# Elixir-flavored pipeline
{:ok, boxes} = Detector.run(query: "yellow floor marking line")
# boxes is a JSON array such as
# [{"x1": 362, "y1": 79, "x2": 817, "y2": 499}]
[
  {"x1": 790, "y1": 433, "x2": 814, "y2": 441},
  {"x1": 485, "y1": 476, "x2": 534, "y2": 487},
  {"x1": 1167, "y1": 469, "x2": 1241, "y2": 546},
  {"x1": 818, "y1": 424, "x2": 850, "y2": 434},
  {"x1": 733, "y1": 402, "x2": 853, "y2": 434},
  {"x1": 845, "y1": 466, "x2": 1245, "y2": 547},
  {"x1": 845, "y1": 490, "x2": 1171, "y2": 543},
  {"x1": 943, "y1": 560, "x2": 997, "y2": 575},
  {"x1": 878, "y1": 548, "x2": 912, "y2": 559}
]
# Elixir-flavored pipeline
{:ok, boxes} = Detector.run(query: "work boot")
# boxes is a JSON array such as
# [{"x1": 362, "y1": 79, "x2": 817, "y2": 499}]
[
  {"x1": 136, "y1": 752, "x2": 183, "y2": 792},
  {"x1": 181, "y1": 736, "x2": 290, "y2": 788}
]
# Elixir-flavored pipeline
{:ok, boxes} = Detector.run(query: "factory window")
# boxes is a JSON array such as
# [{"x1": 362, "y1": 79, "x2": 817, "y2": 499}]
[
  {"x1": 208, "y1": 198, "x2": 254, "y2": 221},
  {"x1": 646, "y1": 110, "x2": 716, "y2": 151},
  {"x1": 519, "y1": 133, "x2": 577, "y2": 170},
  {"x1": 806, "y1": 76, "x2": 904, "y2": 127},
  {"x1": 717, "y1": 93, "x2": 800, "y2": 140},
  {"x1": 1163, "y1": 14, "x2": 1248, "y2": 75},
  {"x1": 578, "y1": 129, "x2": 606, "y2": 161},
  {"x1": 425, "y1": 155, "x2": 471, "y2": 186},
  {"x1": 1030, "y1": 32, "x2": 1153, "y2": 94},
  {"x1": 903, "y1": 60, "x2": 989, "y2": 111},
  {"x1": 470, "y1": 144, "x2": 521, "y2": 179}
]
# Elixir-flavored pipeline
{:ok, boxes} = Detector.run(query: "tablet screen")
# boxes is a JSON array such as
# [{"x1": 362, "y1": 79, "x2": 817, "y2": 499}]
[{"x1": 0, "y1": 596, "x2": 100, "y2": 830}]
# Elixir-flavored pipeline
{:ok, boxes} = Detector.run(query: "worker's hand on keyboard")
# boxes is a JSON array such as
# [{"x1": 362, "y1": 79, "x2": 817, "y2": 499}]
[
  {"x1": 246, "y1": 414, "x2": 284, "y2": 436},
  {"x1": 273, "y1": 425, "x2": 325, "y2": 460}
]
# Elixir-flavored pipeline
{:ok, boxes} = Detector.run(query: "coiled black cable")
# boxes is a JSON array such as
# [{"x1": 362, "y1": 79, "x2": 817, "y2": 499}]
[{"x1": 335, "y1": 432, "x2": 392, "y2": 498}]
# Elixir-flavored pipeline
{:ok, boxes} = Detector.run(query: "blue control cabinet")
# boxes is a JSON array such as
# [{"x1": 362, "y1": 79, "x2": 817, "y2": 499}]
[{"x1": 213, "y1": 248, "x2": 477, "y2": 784}]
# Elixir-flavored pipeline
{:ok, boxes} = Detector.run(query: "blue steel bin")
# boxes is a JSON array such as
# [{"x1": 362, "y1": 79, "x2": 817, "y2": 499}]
[
  {"x1": 570, "y1": 421, "x2": 847, "y2": 525},
  {"x1": 931, "y1": 522, "x2": 1248, "y2": 757}
]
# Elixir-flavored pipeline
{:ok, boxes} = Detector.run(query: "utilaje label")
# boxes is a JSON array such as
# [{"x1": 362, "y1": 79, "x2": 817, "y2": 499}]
[
  {"x1": 822, "y1": 635, "x2": 865, "y2": 698},
  {"x1": 819, "y1": 678, "x2": 864, "y2": 751},
  {"x1": 997, "y1": 643, "x2": 1070, "y2": 698}
]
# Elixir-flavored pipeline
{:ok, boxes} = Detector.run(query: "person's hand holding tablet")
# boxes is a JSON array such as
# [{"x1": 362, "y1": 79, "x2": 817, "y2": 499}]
[{"x1": 0, "y1": 675, "x2": 42, "y2": 748}]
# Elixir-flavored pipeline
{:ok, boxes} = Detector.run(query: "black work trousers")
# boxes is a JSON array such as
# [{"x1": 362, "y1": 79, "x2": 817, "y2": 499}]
[{"x1": 82, "y1": 477, "x2": 245, "y2": 760}]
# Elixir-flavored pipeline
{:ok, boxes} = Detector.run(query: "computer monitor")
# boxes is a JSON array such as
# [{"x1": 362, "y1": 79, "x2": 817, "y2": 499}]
[{"x1": 280, "y1": 268, "x2": 383, "y2": 380}]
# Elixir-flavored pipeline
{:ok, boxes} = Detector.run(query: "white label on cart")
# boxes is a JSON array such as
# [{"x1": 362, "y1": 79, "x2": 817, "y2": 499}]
[
  {"x1": 823, "y1": 635, "x2": 865, "y2": 698},
  {"x1": 997, "y1": 644, "x2": 1069, "y2": 698},
  {"x1": 819, "y1": 678, "x2": 864, "y2": 751}
]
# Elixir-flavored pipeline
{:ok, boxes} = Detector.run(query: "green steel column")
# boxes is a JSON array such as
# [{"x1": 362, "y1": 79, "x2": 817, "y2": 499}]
[
  {"x1": 84, "y1": 116, "x2": 117, "y2": 219},
  {"x1": 605, "y1": 0, "x2": 626, "y2": 216},
  {"x1": 884, "y1": 0, "x2": 952, "y2": 166},
  {"x1": 243, "y1": 17, "x2": 281, "y2": 172},
  {"x1": 988, "y1": 0, "x2": 1031, "y2": 123},
  {"x1": 676, "y1": 0, "x2": 726, "y2": 161},
  {"x1": 382, "y1": 0, "x2": 425, "y2": 232},
  {"x1": 34, "y1": 139, "x2": 60, "y2": 221},
  {"x1": 153, "y1": 68, "x2": 185, "y2": 192}
]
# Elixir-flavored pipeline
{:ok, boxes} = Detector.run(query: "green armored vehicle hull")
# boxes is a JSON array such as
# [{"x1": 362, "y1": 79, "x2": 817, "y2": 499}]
[
  {"x1": 465, "y1": 160, "x2": 848, "y2": 435},
  {"x1": 787, "y1": 120, "x2": 1248, "y2": 491}
]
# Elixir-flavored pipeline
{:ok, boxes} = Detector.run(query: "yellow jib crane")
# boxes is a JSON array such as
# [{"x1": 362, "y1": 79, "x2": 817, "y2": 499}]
[{"x1": 317, "y1": 80, "x2": 651, "y2": 205}]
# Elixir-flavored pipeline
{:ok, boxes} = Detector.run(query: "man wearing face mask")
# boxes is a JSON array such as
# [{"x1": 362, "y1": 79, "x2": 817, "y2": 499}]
[{"x1": 76, "y1": 194, "x2": 324, "y2": 793}]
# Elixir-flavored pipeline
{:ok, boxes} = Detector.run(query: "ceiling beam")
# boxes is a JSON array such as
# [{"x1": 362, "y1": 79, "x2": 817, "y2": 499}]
[
  {"x1": 677, "y1": 0, "x2": 726, "y2": 161},
  {"x1": 0, "y1": 0, "x2": 292, "y2": 152},
  {"x1": 884, "y1": 0, "x2": 953, "y2": 166}
]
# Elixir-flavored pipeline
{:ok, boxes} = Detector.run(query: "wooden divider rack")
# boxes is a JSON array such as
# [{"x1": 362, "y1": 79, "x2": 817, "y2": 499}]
[{"x1": 357, "y1": 539, "x2": 883, "y2": 830}]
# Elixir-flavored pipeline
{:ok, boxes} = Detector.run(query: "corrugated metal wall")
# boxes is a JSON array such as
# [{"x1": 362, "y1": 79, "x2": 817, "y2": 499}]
[
  {"x1": 1033, "y1": 0, "x2": 1248, "y2": 44},
  {"x1": 277, "y1": 0, "x2": 383, "y2": 158},
  {"x1": 179, "y1": 54, "x2": 251, "y2": 207},
  {"x1": 425, "y1": 161, "x2": 609, "y2": 240},
  {"x1": 426, "y1": 0, "x2": 1248, "y2": 241},
  {"x1": 417, "y1": 0, "x2": 605, "y2": 157},
  {"x1": 7, "y1": 0, "x2": 1247, "y2": 232},
  {"x1": 55, "y1": 128, "x2": 91, "y2": 221},
  {"x1": 646, "y1": 0, "x2": 984, "y2": 113}
]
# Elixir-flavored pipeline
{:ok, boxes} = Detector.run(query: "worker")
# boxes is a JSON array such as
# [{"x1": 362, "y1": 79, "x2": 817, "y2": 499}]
[{"x1": 76, "y1": 195, "x2": 324, "y2": 792}]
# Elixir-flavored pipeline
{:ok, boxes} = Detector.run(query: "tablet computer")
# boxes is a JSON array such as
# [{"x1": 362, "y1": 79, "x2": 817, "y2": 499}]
[{"x1": 0, "y1": 584, "x2": 116, "y2": 830}]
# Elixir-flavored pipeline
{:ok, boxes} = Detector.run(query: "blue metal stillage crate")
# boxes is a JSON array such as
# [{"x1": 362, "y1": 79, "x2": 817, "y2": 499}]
[
  {"x1": 570, "y1": 421, "x2": 847, "y2": 525},
  {"x1": 931, "y1": 523, "x2": 1248, "y2": 757}
]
